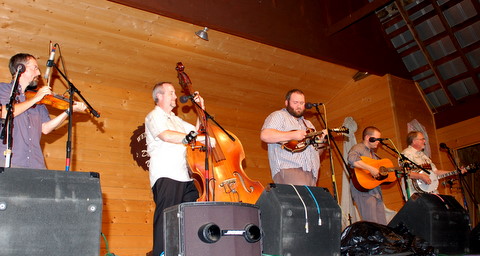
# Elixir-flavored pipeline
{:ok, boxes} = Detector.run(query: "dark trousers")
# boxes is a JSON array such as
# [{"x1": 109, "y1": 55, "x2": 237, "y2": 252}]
[{"x1": 152, "y1": 177, "x2": 199, "y2": 256}]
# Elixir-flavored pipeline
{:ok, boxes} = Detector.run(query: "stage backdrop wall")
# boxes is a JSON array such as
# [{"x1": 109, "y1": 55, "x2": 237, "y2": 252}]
[{"x1": 1, "y1": 0, "x2": 474, "y2": 255}]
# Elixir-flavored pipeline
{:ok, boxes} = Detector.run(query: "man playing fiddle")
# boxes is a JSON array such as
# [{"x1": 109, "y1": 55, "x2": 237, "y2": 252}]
[
  {"x1": 260, "y1": 89, "x2": 327, "y2": 186},
  {"x1": 0, "y1": 53, "x2": 86, "y2": 169}
]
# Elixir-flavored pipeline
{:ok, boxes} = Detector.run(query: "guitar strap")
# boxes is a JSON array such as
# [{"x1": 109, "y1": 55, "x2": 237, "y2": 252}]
[
  {"x1": 301, "y1": 119, "x2": 312, "y2": 131},
  {"x1": 370, "y1": 149, "x2": 381, "y2": 160}
]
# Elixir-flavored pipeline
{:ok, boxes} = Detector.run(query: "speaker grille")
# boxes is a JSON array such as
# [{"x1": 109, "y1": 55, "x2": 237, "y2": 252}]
[
  {"x1": 256, "y1": 184, "x2": 341, "y2": 256},
  {"x1": 388, "y1": 193, "x2": 469, "y2": 254},
  {"x1": 164, "y1": 202, "x2": 262, "y2": 256},
  {"x1": 0, "y1": 168, "x2": 103, "y2": 256}
]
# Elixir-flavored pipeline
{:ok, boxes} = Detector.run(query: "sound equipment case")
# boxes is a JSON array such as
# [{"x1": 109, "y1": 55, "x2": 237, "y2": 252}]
[{"x1": 164, "y1": 201, "x2": 262, "y2": 256}]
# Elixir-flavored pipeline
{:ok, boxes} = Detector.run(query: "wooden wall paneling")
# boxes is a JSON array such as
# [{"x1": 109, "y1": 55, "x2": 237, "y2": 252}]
[
  {"x1": 0, "y1": 0, "x2": 379, "y2": 254},
  {"x1": 318, "y1": 75, "x2": 405, "y2": 212},
  {"x1": 436, "y1": 116, "x2": 480, "y2": 155},
  {"x1": 436, "y1": 116, "x2": 480, "y2": 224},
  {"x1": 388, "y1": 75, "x2": 437, "y2": 158},
  {"x1": 388, "y1": 75, "x2": 475, "y2": 203}
]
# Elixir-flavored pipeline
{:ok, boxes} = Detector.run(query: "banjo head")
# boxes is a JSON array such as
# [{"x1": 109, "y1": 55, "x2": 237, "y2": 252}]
[{"x1": 413, "y1": 171, "x2": 439, "y2": 193}]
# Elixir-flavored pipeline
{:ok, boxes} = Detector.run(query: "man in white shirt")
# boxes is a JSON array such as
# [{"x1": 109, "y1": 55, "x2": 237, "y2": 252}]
[
  {"x1": 401, "y1": 131, "x2": 465, "y2": 200},
  {"x1": 145, "y1": 82, "x2": 209, "y2": 256}
]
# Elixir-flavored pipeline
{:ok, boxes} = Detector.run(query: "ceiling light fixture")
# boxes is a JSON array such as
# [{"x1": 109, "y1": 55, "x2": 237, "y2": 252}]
[{"x1": 195, "y1": 27, "x2": 209, "y2": 41}]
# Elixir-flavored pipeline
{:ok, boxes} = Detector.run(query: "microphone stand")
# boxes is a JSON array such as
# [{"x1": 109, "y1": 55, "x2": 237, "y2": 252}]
[
  {"x1": 442, "y1": 147, "x2": 477, "y2": 225},
  {"x1": 188, "y1": 98, "x2": 235, "y2": 201},
  {"x1": 311, "y1": 104, "x2": 349, "y2": 204},
  {"x1": 52, "y1": 63, "x2": 100, "y2": 171},
  {"x1": 1, "y1": 66, "x2": 24, "y2": 167},
  {"x1": 378, "y1": 140, "x2": 431, "y2": 201}
]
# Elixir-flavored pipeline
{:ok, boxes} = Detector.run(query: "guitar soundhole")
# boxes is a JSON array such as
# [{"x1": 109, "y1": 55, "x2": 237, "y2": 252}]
[{"x1": 375, "y1": 174, "x2": 388, "y2": 181}]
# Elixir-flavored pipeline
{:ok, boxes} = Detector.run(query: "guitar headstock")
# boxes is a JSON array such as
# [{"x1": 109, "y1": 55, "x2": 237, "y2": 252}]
[
  {"x1": 465, "y1": 163, "x2": 479, "y2": 173},
  {"x1": 329, "y1": 126, "x2": 349, "y2": 134}
]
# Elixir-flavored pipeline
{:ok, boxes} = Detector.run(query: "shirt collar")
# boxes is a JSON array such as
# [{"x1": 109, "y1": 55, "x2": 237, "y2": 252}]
[
  {"x1": 155, "y1": 105, "x2": 176, "y2": 118},
  {"x1": 407, "y1": 145, "x2": 423, "y2": 154}
]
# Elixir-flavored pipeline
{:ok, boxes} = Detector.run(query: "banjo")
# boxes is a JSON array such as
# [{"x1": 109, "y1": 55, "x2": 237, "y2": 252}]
[{"x1": 412, "y1": 163, "x2": 478, "y2": 193}]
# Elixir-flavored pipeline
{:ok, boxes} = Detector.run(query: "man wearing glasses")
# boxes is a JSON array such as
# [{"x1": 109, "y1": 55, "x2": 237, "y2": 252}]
[{"x1": 401, "y1": 131, "x2": 466, "y2": 200}]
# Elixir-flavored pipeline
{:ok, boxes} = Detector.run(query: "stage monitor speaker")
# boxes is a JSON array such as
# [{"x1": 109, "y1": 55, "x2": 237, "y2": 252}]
[
  {"x1": 256, "y1": 183, "x2": 341, "y2": 256},
  {"x1": 388, "y1": 193, "x2": 469, "y2": 254},
  {"x1": 164, "y1": 202, "x2": 262, "y2": 256},
  {"x1": 0, "y1": 167, "x2": 103, "y2": 256}
]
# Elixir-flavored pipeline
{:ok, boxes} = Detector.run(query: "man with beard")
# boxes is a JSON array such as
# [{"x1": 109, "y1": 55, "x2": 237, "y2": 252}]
[
  {"x1": 261, "y1": 89, "x2": 327, "y2": 186},
  {"x1": 0, "y1": 53, "x2": 86, "y2": 168}
]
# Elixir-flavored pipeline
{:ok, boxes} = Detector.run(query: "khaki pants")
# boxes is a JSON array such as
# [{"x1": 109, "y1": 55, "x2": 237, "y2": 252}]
[{"x1": 273, "y1": 168, "x2": 317, "y2": 186}]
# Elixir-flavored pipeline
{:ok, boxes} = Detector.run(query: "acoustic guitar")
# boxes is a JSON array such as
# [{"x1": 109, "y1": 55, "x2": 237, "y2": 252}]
[
  {"x1": 351, "y1": 156, "x2": 399, "y2": 192},
  {"x1": 412, "y1": 163, "x2": 479, "y2": 193}
]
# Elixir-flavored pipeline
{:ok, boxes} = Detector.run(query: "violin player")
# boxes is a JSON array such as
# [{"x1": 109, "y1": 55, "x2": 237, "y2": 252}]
[
  {"x1": 260, "y1": 89, "x2": 327, "y2": 186},
  {"x1": 0, "y1": 53, "x2": 86, "y2": 169}
]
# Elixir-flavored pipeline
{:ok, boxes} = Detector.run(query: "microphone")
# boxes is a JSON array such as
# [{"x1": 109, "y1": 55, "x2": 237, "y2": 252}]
[
  {"x1": 439, "y1": 143, "x2": 450, "y2": 150},
  {"x1": 15, "y1": 64, "x2": 26, "y2": 74},
  {"x1": 369, "y1": 137, "x2": 388, "y2": 142},
  {"x1": 182, "y1": 131, "x2": 198, "y2": 144},
  {"x1": 44, "y1": 45, "x2": 57, "y2": 79},
  {"x1": 305, "y1": 102, "x2": 323, "y2": 109},
  {"x1": 179, "y1": 92, "x2": 198, "y2": 104}
]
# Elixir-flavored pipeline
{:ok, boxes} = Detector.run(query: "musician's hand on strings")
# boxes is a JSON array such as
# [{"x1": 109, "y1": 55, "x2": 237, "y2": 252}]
[
  {"x1": 320, "y1": 129, "x2": 328, "y2": 141},
  {"x1": 459, "y1": 166, "x2": 468, "y2": 174},
  {"x1": 419, "y1": 173, "x2": 432, "y2": 184},
  {"x1": 314, "y1": 129, "x2": 328, "y2": 144},
  {"x1": 370, "y1": 167, "x2": 380, "y2": 179},
  {"x1": 197, "y1": 135, "x2": 216, "y2": 148},
  {"x1": 193, "y1": 91, "x2": 205, "y2": 110},
  {"x1": 290, "y1": 130, "x2": 306, "y2": 141}
]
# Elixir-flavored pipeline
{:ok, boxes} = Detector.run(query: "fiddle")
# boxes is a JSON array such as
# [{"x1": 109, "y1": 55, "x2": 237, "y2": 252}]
[{"x1": 25, "y1": 89, "x2": 70, "y2": 110}]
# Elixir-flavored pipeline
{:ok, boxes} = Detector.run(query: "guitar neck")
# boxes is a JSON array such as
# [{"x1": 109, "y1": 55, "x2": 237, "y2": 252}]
[
  {"x1": 380, "y1": 166, "x2": 401, "y2": 174},
  {"x1": 437, "y1": 170, "x2": 459, "y2": 179},
  {"x1": 305, "y1": 130, "x2": 323, "y2": 138}
]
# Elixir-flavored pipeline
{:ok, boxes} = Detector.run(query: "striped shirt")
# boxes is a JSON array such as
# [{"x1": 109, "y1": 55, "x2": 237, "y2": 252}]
[{"x1": 261, "y1": 108, "x2": 320, "y2": 179}]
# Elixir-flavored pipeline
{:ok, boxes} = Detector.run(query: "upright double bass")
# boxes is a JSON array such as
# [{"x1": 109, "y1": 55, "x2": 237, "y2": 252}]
[{"x1": 176, "y1": 62, "x2": 264, "y2": 204}]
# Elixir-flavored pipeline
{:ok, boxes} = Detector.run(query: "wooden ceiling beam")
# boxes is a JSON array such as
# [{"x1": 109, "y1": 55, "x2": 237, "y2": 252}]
[{"x1": 326, "y1": 0, "x2": 394, "y2": 36}]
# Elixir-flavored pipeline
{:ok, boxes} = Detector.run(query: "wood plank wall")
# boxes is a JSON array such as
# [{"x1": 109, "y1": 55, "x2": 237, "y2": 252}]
[
  {"x1": 0, "y1": 0, "x2": 356, "y2": 255},
  {"x1": 317, "y1": 74, "x2": 410, "y2": 212},
  {"x1": 1, "y1": 0, "x2": 477, "y2": 255},
  {"x1": 437, "y1": 116, "x2": 480, "y2": 224}
]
